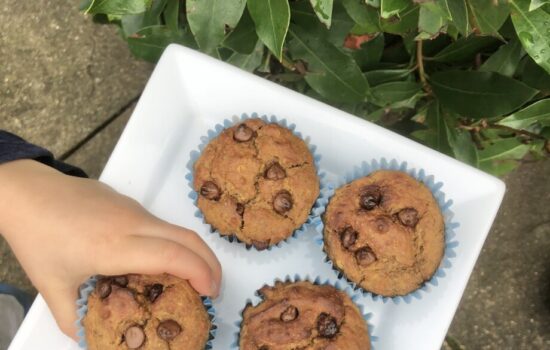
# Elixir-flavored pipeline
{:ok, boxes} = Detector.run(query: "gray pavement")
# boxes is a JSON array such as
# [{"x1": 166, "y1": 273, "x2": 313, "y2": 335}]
[
  {"x1": 0, "y1": 1, "x2": 549, "y2": 349},
  {"x1": 0, "y1": 0, "x2": 151, "y2": 157},
  {"x1": 448, "y1": 159, "x2": 550, "y2": 349}
]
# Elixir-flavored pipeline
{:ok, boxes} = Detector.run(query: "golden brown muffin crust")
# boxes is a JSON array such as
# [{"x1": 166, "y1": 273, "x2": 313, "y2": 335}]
[
  {"x1": 193, "y1": 119, "x2": 320, "y2": 249},
  {"x1": 239, "y1": 281, "x2": 370, "y2": 350},
  {"x1": 84, "y1": 274, "x2": 211, "y2": 350},
  {"x1": 323, "y1": 170, "x2": 445, "y2": 296}
]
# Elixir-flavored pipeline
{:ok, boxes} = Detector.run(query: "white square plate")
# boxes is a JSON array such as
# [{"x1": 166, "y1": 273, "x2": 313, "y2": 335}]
[{"x1": 10, "y1": 44, "x2": 505, "y2": 350}]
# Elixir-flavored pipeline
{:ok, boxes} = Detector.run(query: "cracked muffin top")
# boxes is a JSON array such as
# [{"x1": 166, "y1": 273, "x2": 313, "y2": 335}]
[
  {"x1": 193, "y1": 118, "x2": 320, "y2": 249},
  {"x1": 323, "y1": 170, "x2": 445, "y2": 296},
  {"x1": 239, "y1": 281, "x2": 370, "y2": 350},
  {"x1": 84, "y1": 274, "x2": 211, "y2": 350}
]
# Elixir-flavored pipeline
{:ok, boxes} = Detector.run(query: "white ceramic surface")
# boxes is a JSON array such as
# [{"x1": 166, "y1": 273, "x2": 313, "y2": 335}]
[{"x1": 9, "y1": 44, "x2": 505, "y2": 350}]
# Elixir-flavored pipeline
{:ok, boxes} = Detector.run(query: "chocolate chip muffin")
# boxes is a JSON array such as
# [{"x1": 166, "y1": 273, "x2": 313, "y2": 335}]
[
  {"x1": 323, "y1": 170, "x2": 445, "y2": 296},
  {"x1": 83, "y1": 274, "x2": 211, "y2": 349},
  {"x1": 239, "y1": 281, "x2": 370, "y2": 350},
  {"x1": 193, "y1": 118, "x2": 320, "y2": 249}
]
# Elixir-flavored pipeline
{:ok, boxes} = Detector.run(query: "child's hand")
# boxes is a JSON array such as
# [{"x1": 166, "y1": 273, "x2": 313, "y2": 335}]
[{"x1": 0, "y1": 160, "x2": 221, "y2": 340}]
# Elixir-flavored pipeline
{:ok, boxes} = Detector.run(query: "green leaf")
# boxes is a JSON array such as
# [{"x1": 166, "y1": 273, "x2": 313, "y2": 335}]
[
  {"x1": 430, "y1": 70, "x2": 539, "y2": 118},
  {"x1": 247, "y1": 0, "x2": 290, "y2": 60},
  {"x1": 164, "y1": 0, "x2": 179, "y2": 31},
  {"x1": 121, "y1": 0, "x2": 167, "y2": 36},
  {"x1": 444, "y1": 115, "x2": 479, "y2": 165},
  {"x1": 380, "y1": 0, "x2": 410, "y2": 19},
  {"x1": 380, "y1": 5, "x2": 420, "y2": 35},
  {"x1": 328, "y1": 1, "x2": 357, "y2": 44},
  {"x1": 417, "y1": 3, "x2": 447, "y2": 40},
  {"x1": 288, "y1": 24, "x2": 369, "y2": 102},
  {"x1": 479, "y1": 138, "x2": 531, "y2": 162},
  {"x1": 446, "y1": 0, "x2": 469, "y2": 36},
  {"x1": 497, "y1": 99, "x2": 550, "y2": 129},
  {"x1": 80, "y1": 0, "x2": 94, "y2": 11},
  {"x1": 510, "y1": 0, "x2": 550, "y2": 75},
  {"x1": 309, "y1": 0, "x2": 334, "y2": 28},
  {"x1": 430, "y1": 36, "x2": 499, "y2": 62},
  {"x1": 341, "y1": 0, "x2": 380, "y2": 33},
  {"x1": 352, "y1": 34, "x2": 385, "y2": 70},
  {"x1": 366, "y1": 0, "x2": 381, "y2": 7},
  {"x1": 227, "y1": 41, "x2": 264, "y2": 71},
  {"x1": 480, "y1": 38, "x2": 524, "y2": 77},
  {"x1": 520, "y1": 57, "x2": 550, "y2": 91},
  {"x1": 529, "y1": 0, "x2": 550, "y2": 11},
  {"x1": 84, "y1": 0, "x2": 152, "y2": 15},
  {"x1": 412, "y1": 101, "x2": 453, "y2": 154},
  {"x1": 480, "y1": 158, "x2": 520, "y2": 176},
  {"x1": 127, "y1": 26, "x2": 195, "y2": 62},
  {"x1": 223, "y1": 9, "x2": 258, "y2": 54},
  {"x1": 467, "y1": 0, "x2": 510, "y2": 36},
  {"x1": 187, "y1": 0, "x2": 246, "y2": 55},
  {"x1": 291, "y1": 1, "x2": 354, "y2": 47},
  {"x1": 365, "y1": 68, "x2": 412, "y2": 86},
  {"x1": 369, "y1": 81, "x2": 422, "y2": 106}
]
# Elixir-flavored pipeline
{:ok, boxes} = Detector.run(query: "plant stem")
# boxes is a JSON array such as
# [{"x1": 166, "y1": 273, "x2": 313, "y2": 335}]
[
  {"x1": 491, "y1": 124, "x2": 546, "y2": 140},
  {"x1": 416, "y1": 40, "x2": 430, "y2": 93},
  {"x1": 458, "y1": 121, "x2": 547, "y2": 140}
]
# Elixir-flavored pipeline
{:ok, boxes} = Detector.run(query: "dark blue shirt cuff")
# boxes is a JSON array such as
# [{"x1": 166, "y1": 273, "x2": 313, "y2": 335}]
[{"x1": 0, "y1": 130, "x2": 87, "y2": 178}]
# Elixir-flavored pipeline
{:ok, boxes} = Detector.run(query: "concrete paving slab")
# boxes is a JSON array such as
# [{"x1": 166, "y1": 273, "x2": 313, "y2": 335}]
[
  {"x1": 0, "y1": 0, "x2": 152, "y2": 156},
  {"x1": 448, "y1": 159, "x2": 550, "y2": 349}
]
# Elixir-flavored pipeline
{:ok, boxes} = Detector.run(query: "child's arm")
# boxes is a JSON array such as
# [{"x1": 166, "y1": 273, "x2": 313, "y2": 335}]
[{"x1": 0, "y1": 159, "x2": 221, "y2": 339}]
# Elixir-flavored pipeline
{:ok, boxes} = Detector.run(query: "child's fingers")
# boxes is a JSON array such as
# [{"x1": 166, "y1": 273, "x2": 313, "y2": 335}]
[
  {"x1": 104, "y1": 236, "x2": 217, "y2": 297},
  {"x1": 42, "y1": 287, "x2": 79, "y2": 340},
  {"x1": 141, "y1": 222, "x2": 222, "y2": 288}
]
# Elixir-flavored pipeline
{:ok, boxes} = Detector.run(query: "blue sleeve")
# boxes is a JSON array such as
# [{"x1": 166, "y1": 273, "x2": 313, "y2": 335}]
[{"x1": 0, "y1": 130, "x2": 87, "y2": 178}]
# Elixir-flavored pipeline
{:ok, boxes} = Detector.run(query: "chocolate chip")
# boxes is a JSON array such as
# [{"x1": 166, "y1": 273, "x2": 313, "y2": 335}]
[
  {"x1": 280, "y1": 305, "x2": 299, "y2": 322},
  {"x1": 147, "y1": 284, "x2": 164, "y2": 303},
  {"x1": 398, "y1": 208, "x2": 419, "y2": 227},
  {"x1": 233, "y1": 123, "x2": 254, "y2": 142},
  {"x1": 359, "y1": 185, "x2": 381, "y2": 210},
  {"x1": 157, "y1": 320, "x2": 182, "y2": 341},
  {"x1": 374, "y1": 217, "x2": 390, "y2": 233},
  {"x1": 258, "y1": 346, "x2": 269, "y2": 350},
  {"x1": 96, "y1": 279, "x2": 112, "y2": 299},
  {"x1": 236, "y1": 203, "x2": 245, "y2": 216},
  {"x1": 112, "y1": 275, "x2": 128, "y2": 287},
  {"x1": 273, "y1": 190, "x2": 293, "y2": 215},
  {"x1": 265, "y1": 162, "x2": 286, "y2": 180},
  {"x1": 355, "y1": 247, "x2": 377, "y2": 267},
  {"x1": 340, "y1": 227, "x2": 357, "y2": 250},
  {"x1": 200, "y1": 181, "x2": 221, "y2": 201},
  {"x1": 124, "y1": 325, "x2": 145, "y2": 349},
  {"x1": 252, "y1": 240, "x2": 270, "y2": 250},
  {"x1": 317, "y1": 313, "x2": 338, "y2": 338}
]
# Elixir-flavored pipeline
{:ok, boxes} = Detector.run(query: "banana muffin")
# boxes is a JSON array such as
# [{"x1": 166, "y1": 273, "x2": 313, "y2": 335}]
[
  {"x1": 84, "y1": 274, "x2": 211, "y2": 349},
  {"x1": 239, "y1": 281, "x2": 370, "y2": 350},
  {"x1": 323, "y1": 170, "x2": 445, "y2": 296},
  {"x1": 193, "y1": 118, "x2": 320, "y2": 249}
]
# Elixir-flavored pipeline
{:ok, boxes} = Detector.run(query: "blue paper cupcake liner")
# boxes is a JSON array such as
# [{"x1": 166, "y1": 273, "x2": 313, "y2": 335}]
[
  {"x1": 231, "y1": 274, "x2": 377, "y2": 349},
  {"x1": 185, "y1": 112, "x2": 330, "y2": 251},
  {"x1": 314, "y1": 158, "x2": 460, "y2": 304},
  {"x1": 75, "y1": 276, "x2": 217, "y2": 349}
]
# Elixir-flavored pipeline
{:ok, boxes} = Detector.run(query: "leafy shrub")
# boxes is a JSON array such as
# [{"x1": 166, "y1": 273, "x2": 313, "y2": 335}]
[{"x1": 81, "y1": 0, "x2": 550, "y2": 176}]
